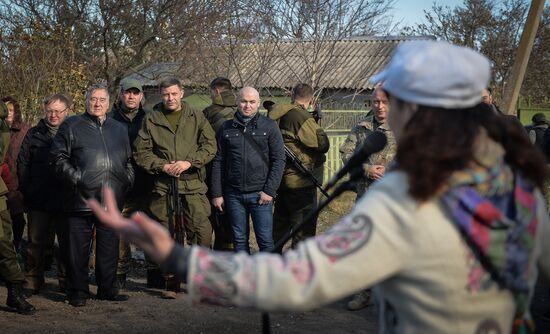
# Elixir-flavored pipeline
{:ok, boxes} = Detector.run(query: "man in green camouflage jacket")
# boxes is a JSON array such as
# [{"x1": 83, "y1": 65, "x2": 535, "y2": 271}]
[
  {"x1": 202, "y1": 77, "x2": 237, "y2": 134},
  {"x1": 338, "y1": 86, "x2": 396, "y2": 311},
  {"x1": 269, "y1": 83, "x2": 329, "y2": 250},
  {"x1": 202, "y1": 77, "x2": 236, "y2": 251},
  {"x1": 133, "y1": 77, "x2": 216, "y2": 297},
  {"x1": 339, "y1": 86, "x2": 397, "y2": 199}
]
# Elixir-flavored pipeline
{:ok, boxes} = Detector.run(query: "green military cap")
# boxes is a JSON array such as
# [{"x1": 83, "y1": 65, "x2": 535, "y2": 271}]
[{"x1": 121, "y1": 78, "x2": 143, "y2": 92}]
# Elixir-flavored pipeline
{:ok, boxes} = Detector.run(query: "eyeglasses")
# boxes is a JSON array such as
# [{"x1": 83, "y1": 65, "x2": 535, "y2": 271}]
[{"x1": 46, "y1": 107, "x2": 68, "y2": 116}]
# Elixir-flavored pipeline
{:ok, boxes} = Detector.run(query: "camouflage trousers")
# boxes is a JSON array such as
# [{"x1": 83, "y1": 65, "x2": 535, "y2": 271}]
[
  {"x1": 0, "y1": 208, "x2": 25, "y2": 284},
  {"x1": 146, "y1": 192, "x2": 212, "y2": 270}
]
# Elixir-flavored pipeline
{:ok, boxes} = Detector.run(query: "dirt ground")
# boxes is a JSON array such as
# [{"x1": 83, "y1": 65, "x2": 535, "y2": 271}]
[
  {"x1": 2, "y1": 190, "x2": 549, "y2": 333},
  {"x1": 0, "y1": 269, "x2": 379, "y2": 334},
  {"x1": 0, "y1": 192, "x2": 381, "y2": 334}
]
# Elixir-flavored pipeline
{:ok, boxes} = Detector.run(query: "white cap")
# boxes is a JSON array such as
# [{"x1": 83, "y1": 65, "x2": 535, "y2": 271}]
[{"x1": 370, "y1": 40, "x2": 491, "y2": 109}]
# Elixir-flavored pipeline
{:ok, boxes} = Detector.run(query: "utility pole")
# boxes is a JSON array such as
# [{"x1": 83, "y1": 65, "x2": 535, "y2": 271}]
[{"x1": 501, "y1": 0, "x2": 546, "y2": 116}]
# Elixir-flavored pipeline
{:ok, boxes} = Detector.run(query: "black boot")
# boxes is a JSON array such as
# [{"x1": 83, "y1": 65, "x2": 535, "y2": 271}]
[
  {"x1": 6, "y1": 283, "x2": 36, "y2": 315},
  {"x1": 147, "y1": 269, "x2": 165, "y2": 289}
]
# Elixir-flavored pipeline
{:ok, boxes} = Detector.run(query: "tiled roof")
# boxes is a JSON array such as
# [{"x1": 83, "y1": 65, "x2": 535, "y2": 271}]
[{"x1": 126, "y1": 36, "x2": 434, "y2": 90}]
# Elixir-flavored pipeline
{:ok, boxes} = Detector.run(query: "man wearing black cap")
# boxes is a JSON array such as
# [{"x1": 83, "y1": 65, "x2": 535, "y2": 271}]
[{"x1": 107, "y1": 78, "x2": 151, "y2": 289}]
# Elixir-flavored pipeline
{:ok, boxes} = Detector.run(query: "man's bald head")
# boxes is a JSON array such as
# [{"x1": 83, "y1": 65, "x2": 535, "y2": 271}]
[{"x1": 238, "y1": 87, "x2": 261, "y2": 117}]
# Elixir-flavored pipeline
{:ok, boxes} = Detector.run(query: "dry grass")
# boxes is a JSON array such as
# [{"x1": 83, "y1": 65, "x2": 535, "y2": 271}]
[
  {"x1": 316, "y1": 191, "x2": 356, "y2": 234},
  {"x1": 247, "y1": 190, "x2": 357, "y2": 252}
]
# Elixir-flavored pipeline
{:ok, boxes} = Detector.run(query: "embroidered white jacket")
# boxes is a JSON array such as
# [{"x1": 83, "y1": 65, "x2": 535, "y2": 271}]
[{"x1": 187, "y1": 171, "x2": 550, "y2": 334}]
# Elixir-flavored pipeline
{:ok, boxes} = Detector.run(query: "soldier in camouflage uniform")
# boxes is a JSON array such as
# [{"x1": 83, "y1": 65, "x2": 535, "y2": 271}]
[
  {"x1": 202, "y1": 77, "x2": 237, "y2": 134},
  {"x1": 0, "y1": 100, "x2": 35, "y2": 314},
  {"x1": 339, "y1": 87, "x2": 397, "y2": 199},
  {"x1": 133, "y1": 77, "x2": 216, "y2": 298},
  {"x1": 270, "y1": 83, "x2": 330, "y2": 250},
  {"x1": 339, "y1": 86, "x2": 396, "y2": 311},
  {"x1": 202, "y1": 77, "x2": 236, "y2": 251}
]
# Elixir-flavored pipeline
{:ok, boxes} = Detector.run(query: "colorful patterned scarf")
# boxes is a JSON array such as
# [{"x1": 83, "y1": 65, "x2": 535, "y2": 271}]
[{"x1": 440, "y1": 135, "x2": 538, "y2": 334}]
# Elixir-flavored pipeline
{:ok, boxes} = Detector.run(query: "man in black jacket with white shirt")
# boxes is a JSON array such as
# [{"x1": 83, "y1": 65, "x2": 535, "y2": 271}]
[{"x1": 50, "y1": 84, "x2": 134, "y2": 307}]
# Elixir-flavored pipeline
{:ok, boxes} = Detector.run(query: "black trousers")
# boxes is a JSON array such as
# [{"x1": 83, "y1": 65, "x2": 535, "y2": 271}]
[
  {"x1": 25, "y1": 210, "x2": 68, "y2": 290},
  {"x1": 67, "y1": 215, "x2": 119, "y2": 298}
]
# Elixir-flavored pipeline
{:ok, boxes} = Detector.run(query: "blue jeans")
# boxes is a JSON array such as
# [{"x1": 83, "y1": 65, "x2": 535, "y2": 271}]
[{"x1": 224, "y1": 188, "x2": 274, "y2": 253}]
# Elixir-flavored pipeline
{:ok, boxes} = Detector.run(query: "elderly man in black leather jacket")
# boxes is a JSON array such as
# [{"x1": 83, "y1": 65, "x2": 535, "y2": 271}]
[{"x1": 50, "y1": 84, "x2": 134, "y2": 307}]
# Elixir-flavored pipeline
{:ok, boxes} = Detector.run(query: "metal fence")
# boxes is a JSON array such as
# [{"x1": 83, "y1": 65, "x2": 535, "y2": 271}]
[
  {"x1": 323, "y1": 131, "x2": 349, "y2": 184},
  {"x1": 319, "y1": 111, "x2": 367, "y2": 184},
  {"x1": 319, "y1": 110, "x2": 366, "y2": 131}
]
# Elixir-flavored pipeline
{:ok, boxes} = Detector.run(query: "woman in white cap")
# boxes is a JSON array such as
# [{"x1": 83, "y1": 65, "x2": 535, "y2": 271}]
[{"x1": 89, "y1": 41, "x2": 550, "y2": 334}]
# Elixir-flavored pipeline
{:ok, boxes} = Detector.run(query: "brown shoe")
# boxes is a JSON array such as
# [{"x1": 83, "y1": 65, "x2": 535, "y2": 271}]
[
  {"x1": 161, "y1": 290, "x2": 177, "y2": 299},
  {"x1": 347, "y1": 290, "x2": 371, "y2": 311}
]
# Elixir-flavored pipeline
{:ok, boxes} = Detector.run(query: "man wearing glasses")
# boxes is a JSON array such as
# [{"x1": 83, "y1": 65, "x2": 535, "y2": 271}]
[
  {"x1": 51, "y1": 84, "x2": 134, "y2": 307},
  {"x1": 18, "y1": 93, "x2": 71, "y2": 297}
]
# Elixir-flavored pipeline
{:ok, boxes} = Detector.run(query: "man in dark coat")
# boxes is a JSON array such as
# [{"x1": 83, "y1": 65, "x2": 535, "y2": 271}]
[
  {"x1": 108, "y1": 78, "x2": 151, "y2": 289},
  {"x1": 50, "y1": 84, "x2": 134, "y2": 307},
  {"x1": 18, "y1": 93, "x2": 71, "y2": 294},
  {"x1": 211, "y1": 87, "x2": 285, "y2": 254}
]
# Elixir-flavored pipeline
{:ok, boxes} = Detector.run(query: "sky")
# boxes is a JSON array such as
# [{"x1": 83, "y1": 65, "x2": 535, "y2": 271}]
[{"x1": 392, "y1": 0, "x2": 464, "y2": 28}]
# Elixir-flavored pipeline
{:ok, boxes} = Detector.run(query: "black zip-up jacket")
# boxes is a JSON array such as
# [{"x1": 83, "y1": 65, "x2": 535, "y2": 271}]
[
  {"x1": 17, "y1": 119, "x2": 63, "y2": 212},
  {"x1": 108, "y1": 103, "x2": 152, "y2": 200},
  {"x1": 50, "y1": 112, "x2": 134, "y2": 213},
  {"x1": 210, "y1": 112, "x2": 285, "y2": 198}
]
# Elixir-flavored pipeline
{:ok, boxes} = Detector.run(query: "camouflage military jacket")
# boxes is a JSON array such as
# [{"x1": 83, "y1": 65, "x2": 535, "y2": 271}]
[
  {"x1": 202, "y1": 90, "x2": 236, "y2": 134},
  {"x1": 339, "y1": 114, "x2": 396, "y2": 196}
]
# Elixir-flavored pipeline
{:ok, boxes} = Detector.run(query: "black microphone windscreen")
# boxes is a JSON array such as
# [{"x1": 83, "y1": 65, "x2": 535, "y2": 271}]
[{"x1": 360, "y1": 131, "x2": 387, "y2": 156}]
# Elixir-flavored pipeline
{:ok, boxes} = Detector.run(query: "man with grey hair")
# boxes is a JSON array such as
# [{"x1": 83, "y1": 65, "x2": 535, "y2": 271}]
[
  {"x1": 211, "y1": 87, "x2": 285, "y2": 254},
  {"x1": 51, "y1": 84, "x2": 134, "y2": 307}
]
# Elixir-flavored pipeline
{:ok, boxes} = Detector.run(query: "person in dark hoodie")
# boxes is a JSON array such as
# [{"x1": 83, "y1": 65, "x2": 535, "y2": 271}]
[
  {"x1": 18, "y1": 93, "x2": 71, "y2": 295},
  {"x1": 525, "y1": 112, "x2": 549, "y2": 151},
  {"x1": 269, "y1": 83, "x2": 329, "y2": 250},
  {"x1": 1, "y1": 96, "x2": 30, "y2": 252}
]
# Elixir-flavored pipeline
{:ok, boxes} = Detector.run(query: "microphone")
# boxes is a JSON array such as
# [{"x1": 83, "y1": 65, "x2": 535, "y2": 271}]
[{"x1": 326, "y1": 131, "x2": 387, "y2": 191}]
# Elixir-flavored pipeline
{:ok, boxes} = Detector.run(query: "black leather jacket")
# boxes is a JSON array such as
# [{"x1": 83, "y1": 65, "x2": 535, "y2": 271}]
[{"x1": 50, "y1": 112, "x2": 134, "y2": 213}]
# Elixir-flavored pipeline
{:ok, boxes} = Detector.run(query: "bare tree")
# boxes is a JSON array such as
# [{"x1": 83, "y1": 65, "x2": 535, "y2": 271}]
[
  {"x1": 191, "y1": 0, "x2": 396, "y2": 104},
  {"x1": 522, "y1": 5, "x2": 550, "y2": 106},
  {"x1": 404, "y1": 0, "x2": 549, "y2": 106}
]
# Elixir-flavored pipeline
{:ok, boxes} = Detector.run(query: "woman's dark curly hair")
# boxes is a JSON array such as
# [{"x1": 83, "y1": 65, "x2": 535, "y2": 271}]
[{"x1": 392, "y1": 98, "x2": 547, "y2": 201}]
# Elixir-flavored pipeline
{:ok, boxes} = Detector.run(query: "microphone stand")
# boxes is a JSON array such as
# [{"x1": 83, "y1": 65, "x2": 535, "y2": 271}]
[{"x1": 261, "y1": 169, "x2": 362, "y2": 334}]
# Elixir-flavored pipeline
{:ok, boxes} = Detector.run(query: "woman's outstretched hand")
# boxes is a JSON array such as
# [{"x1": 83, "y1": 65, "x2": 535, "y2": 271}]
[{"x1": 87, "y1": 186, "x2": 175, "y2": 263}]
